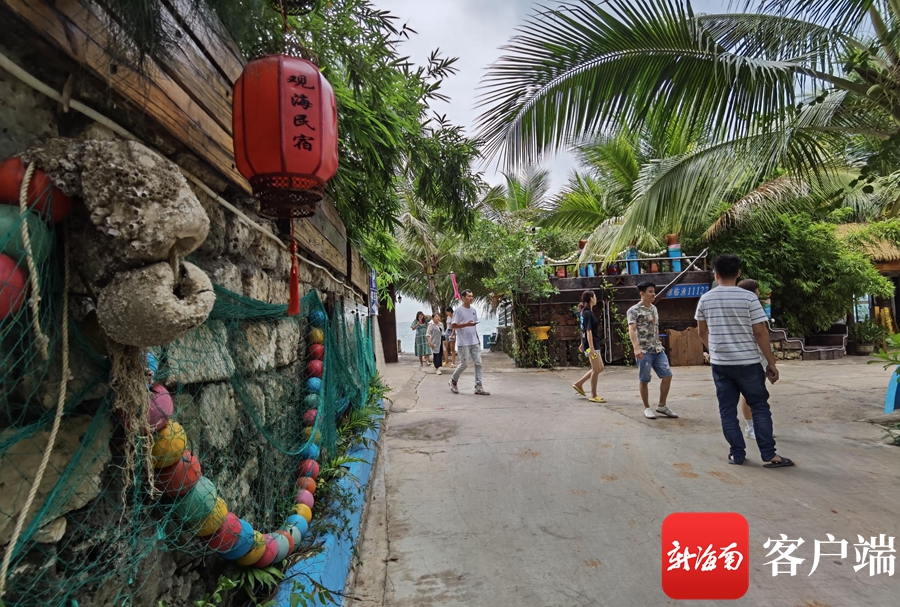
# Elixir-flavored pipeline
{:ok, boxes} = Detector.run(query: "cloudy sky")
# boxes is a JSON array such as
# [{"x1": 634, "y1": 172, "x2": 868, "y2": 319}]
[{"x1": 374, "y1": 0, "x2": 732, "y2": 193}]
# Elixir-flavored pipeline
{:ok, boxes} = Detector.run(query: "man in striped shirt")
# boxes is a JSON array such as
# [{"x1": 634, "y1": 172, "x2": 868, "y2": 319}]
[{"x1": 695, "y1": 255, "x2": 794, "y2": 468}]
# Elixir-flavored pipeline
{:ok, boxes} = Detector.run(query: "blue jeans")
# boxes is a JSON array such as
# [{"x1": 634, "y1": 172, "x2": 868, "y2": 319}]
[
  {"x1": 711, "y1": 364, "x2": 776, "y2": 462},
  {"x1": 638, "y1": 351, "x2": 673, "y2": 383}
]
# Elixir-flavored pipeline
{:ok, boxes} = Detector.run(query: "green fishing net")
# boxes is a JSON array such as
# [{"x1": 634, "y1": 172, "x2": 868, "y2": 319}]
[{"x1": 1, "y1": 204, "x2": 377, "y2": 606}]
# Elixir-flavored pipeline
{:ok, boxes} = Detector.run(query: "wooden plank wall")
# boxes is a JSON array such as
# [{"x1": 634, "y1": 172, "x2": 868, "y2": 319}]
[{"x1": 1, "y1": 0, "x2": 365, "y2": 293}]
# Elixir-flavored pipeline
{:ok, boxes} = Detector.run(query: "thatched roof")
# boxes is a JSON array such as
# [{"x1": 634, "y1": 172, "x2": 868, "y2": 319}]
[{"x1": 834, "y1": 223, "x2": 900, "y2": 262}]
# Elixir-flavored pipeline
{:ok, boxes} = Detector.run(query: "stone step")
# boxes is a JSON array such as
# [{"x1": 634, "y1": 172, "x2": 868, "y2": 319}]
[{"x1": 801, "y1": 347, "x2": 846, "y2": 361}]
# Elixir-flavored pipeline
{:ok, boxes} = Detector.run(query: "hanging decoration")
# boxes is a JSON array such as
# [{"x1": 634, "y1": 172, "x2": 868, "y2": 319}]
[
  {"x1": 232, "y1": 47, "x2": 339, "y2": 218},
  {"x1": 140, "y1": 304, "x2": 326, "y2": 567}
]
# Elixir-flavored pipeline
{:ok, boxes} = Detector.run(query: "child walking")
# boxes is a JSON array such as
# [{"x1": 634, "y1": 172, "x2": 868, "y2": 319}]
[
  {"x1": 737, "y1": 278, "x2": 768, "y2": 440},
  {"x1": 443, "y1": 306, "x2": 456, "y2": 367}
]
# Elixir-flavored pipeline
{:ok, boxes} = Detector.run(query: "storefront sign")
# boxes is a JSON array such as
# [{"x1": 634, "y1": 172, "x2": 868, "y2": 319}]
[{"x1": 667, "y1": 284, "x2": 710, "y2": 299}]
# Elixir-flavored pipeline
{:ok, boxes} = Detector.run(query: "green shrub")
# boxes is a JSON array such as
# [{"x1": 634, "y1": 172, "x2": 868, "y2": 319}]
[{"x1": 710, "y1": 214, "x2": 893, "y2": 336}]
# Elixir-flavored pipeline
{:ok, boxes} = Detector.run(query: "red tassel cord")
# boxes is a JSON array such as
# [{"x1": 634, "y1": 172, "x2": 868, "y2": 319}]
[{"x1": 288, "y1": 239, "x2": 300, "y2": 316}]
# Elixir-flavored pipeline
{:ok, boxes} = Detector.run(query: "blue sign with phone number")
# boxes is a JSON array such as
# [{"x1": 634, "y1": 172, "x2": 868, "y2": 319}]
[{"x1": 666, "y1": 284, "x2": 710, "y2": 298}]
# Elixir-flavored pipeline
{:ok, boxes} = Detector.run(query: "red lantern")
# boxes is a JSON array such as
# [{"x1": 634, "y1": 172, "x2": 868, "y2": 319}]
[{"x1": 232, "y1": 55, "x2": 339, "y2": 218}]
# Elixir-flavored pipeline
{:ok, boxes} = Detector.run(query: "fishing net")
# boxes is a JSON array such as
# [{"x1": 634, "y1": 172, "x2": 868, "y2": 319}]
[{"x1": 0, "y1": 203, "x2": 377, "y2": 606}]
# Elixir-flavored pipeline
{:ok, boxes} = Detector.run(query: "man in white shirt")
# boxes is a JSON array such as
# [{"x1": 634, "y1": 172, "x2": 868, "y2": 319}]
[
  {"x1": 695, "y1": 255, "x2": 793, "y2": 468},
  {"x1": 449, "y1": 289, "x2": 490, "y2": 395}
]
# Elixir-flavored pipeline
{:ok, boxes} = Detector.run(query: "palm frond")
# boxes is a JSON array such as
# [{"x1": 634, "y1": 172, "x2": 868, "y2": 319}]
[
  {"x1": 704, "y1": 175, "x2": 811, "y2": 239},
  {"x1": 541, "y1": 172, "x2": 626, "y2": 231},
  {"x1": 758, "y1": 0, "x2": 879, "y2": 36},
  {"x1": 576, "y1": 132, "x2": 643, "y2": 193},
  {"x1": 698, "y1": 12, "x2": 866, "y2": 70},
  {"x1": 503, "y1": 168, "x2": 554, "y2": 212},
  {"x1": 477, "y1": 0, "x2": 801, "y2": 167}
]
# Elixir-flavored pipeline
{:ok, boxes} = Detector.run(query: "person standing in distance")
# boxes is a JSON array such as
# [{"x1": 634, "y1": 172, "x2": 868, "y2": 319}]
[
  {"x1": 443, "y1": 306, "x2": 456, "y2": 367},
  {"x1": 411, "y1": 311, "x2": 429, "y2": 367},
  {"x1": 448, "y1": 290, "x2": 490, "y2": 395},
  {"x1": 695, "y1": 255, "x2": 794, "y2": 468},
  {"x1": 427, "y1": 312, "x2": 445, "y2": 375},
  {"x1": 572, "y1": 290, "x2": 606, "y2": 403},
  {"x1": 627, "y1": 282, "x2": 678, "y2": 419}
]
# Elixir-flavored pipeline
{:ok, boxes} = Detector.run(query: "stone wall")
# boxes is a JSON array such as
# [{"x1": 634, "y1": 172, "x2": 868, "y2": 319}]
[
  {"x1": 770, "y1": 337, "x2": 804, "y2": 361},
  {"x1": 0, "y1": 41, "x2": 366, "y2": 606}
]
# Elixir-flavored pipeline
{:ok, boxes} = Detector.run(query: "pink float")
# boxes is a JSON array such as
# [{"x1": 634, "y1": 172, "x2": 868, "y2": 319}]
[
  {"x1": 253, "y1": 534, "x2": 279, "y2": 568},
  {"x1": 295, "y1": 489, "x2": 314, "y2": 510}
]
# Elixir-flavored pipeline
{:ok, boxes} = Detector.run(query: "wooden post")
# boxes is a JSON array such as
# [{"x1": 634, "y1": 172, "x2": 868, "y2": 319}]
[{"x1": 377, "y1": 284, "x2": 398, "y2": 363}]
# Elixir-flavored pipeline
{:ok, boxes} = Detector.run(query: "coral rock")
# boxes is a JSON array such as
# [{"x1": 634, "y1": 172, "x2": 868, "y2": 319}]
[{"x1": 97, "y1": 262, "x2": 215, "y2": 347}]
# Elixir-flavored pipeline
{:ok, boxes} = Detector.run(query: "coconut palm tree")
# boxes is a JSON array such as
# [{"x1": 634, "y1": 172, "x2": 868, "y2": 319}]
[
  {"x1": 477, "y1": 0, "x2": 900, "y2": 252},
  {"x1": 395, "y1": 188, "x2": 492, "y2": 313},
  {"x1": 541, "y1": 172, "x2": 624, "y2": 232},
  {"x1": 542, "y1": 126, "x2": 696, "y2": 230},
  {"x1": 480, "y1": 168, "x2": 553, "y2": 225}
]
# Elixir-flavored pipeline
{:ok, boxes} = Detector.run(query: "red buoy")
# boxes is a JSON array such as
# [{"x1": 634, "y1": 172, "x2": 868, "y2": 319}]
[
  {"x1": 0, "y1": 254, "x2": 27, "y2": 319},
  {"x1": 155, "y1": 450, "x2": 202, "y2": 498},
  {"x1": 0, "y1": 157, "x2": 72, "y2": 222}
]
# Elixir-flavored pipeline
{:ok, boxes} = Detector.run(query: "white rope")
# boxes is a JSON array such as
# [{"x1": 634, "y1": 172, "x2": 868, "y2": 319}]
[
  {"x1": 0, "y1": 50, "x2": 357, "y2": 296},
  {"x1": 17, "y1": 163, "x2": 49, "y2": 361},
  {"x1": 0, "y1": 228, "x2": 70, "y2": 598},
  {"x1": 614, "y1": 248, "x2": 669, "y2": 258},
  {"x1": 544, "y1": 251, "x2": 580, "y2": 264},
  {"x1": 546, "y1": 247, "x2": 671, "y2": 264}
]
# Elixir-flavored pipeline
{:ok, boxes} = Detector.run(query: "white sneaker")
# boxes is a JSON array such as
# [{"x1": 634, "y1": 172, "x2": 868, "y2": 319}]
[
  {"x1": 436, "y1": 369, "x2": 442, "y2": 375},
  {"x1": 643, "y1": 408, "x2": 657, "y2": 419},
  {"x1": 745, "y1": 424, "x2": 756, "y2": 440},
  {"x1": 656, "y1": 406, "x2": 679, "y2": 418}
]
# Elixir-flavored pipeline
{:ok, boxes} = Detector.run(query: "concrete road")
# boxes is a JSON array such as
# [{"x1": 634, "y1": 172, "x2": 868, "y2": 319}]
[{"x1": 350, "y1": 354, "x2": 899, "y2": 607}]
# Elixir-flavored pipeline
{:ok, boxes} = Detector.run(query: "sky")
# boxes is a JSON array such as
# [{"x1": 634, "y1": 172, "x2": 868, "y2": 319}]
[{"x1": 374, "y1": 0, "x2": 732, "y2": 194}]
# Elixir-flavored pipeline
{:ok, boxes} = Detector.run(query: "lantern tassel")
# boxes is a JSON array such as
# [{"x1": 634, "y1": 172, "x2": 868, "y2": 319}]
[{"x1": 288, "y1": 239, "x2": 300, "y2": 316}]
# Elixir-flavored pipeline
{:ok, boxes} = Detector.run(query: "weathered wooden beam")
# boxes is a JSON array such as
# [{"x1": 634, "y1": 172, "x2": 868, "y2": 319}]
[
  {"x1": 350, "y1": 247, "x2": 367, "y2": 295},
  {"x1": 306, "y1": 196, "x2": 347, "y2": 255},
  {"x1": 163, "y1": 0, "x2": 244, "y2": 83},
  {"x1": 151, "y1": 0, "x2": 236, "y2": 135},
  {"x1": 292, "y1": 217, "x2": 345, "y2": 275},
  {"x1": 3, "y1": 0, "x2": 250, "y2": 192}
]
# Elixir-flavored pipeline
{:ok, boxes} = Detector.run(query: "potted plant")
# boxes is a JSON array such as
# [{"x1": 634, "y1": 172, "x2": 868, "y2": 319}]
[
  {"x1": 851, "y1": 319, "x2": 886, "y2": 355},
  {"x1": 528, "y1": 325, "x2": 552, "y2": 340}
]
